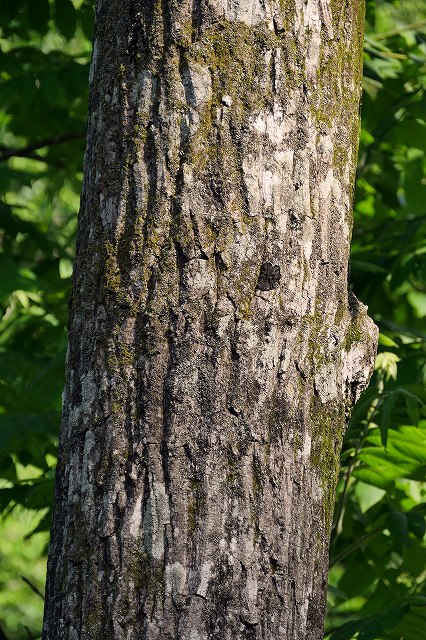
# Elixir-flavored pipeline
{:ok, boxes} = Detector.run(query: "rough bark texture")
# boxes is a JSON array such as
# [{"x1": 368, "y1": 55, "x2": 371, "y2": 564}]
[{"x1": 43, "y1": 1, "x2": 377, "y2": 639}]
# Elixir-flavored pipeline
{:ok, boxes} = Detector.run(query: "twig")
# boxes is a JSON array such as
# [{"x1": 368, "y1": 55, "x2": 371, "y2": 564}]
[
  {"x1": 21, "y1": 575, "x2": 45, "y2": 600},
  {"x1": 323, "y1": 623, "x2": 347, "y2": 638},
  {"x1": 375, "y1": 19, "x2": 426, "y2": 41},
  {"x1": 0, "y1": 132, "x2": 85, "y2": 162},
  {"x1": 331, "y1": 393, "x2": 383, "y2": 546},
  {"x1": 329, "y1": 526, "x2": 383, "y2": 568},
  {"x1": 364, "y1": 44, "x2": 407, "y2": 60}
]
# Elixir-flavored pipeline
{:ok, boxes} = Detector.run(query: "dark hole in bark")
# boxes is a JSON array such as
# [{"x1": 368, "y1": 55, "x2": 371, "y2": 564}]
[
  {"x1": 256, "y1": 262, "x2": 281, "y2": 291},
  {"x1": 289, "y1": 209, "x2": 299, "y2": 225}
]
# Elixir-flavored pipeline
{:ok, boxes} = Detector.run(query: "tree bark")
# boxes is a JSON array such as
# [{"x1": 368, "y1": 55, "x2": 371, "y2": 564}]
[{"x1": 43, "y1": 1, "x2": 377, "y2": 639}]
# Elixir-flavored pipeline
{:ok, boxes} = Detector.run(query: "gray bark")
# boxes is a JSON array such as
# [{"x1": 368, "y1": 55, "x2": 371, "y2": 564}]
[{"x1": 43, "y1": 1, "x2": 377, "y2": 639}]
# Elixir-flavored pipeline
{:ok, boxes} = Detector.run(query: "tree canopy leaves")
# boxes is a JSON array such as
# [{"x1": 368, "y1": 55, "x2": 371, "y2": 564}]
[{"x1": 327, "y1": 2, "x2": 426, "y2": 638}]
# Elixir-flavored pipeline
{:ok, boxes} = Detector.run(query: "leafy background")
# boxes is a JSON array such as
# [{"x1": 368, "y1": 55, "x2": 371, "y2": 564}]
[{"x1": 0, "y1": 1, "x2": 425, "y2": 638}]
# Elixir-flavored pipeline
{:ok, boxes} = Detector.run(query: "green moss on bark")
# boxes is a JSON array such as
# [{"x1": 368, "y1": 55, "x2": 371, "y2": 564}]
[
  {"x1": 184, "y1": 21, "x2": 278, "y2": 171},
  {"x1": 309, "y1": 398, "x2": 346, "y2": 536}
]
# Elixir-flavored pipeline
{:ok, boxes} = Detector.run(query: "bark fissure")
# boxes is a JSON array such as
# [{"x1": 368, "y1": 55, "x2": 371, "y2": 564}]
[{"x1": 43, "y1": 1, "x2": 377, "y2": 639}]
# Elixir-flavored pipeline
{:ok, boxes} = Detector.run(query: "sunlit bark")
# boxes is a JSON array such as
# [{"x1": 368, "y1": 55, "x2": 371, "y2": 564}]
[{"x1": 43, "y1": 2, "x2": 377, "y2": 638}]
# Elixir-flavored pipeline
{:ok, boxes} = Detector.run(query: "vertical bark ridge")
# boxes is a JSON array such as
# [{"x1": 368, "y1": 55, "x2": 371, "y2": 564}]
[{"x1": 43, "y1": 1, "x2": 377, "y2": 639}]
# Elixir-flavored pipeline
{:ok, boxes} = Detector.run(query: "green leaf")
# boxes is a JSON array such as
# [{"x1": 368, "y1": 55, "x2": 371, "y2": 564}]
[
  {"x1": 372, "y1": 427, "x2": 426, "y2": 466},
  {"x1": 379, "y1": 392, "x2": 397, "y2": 447},
  {"x1": 24, "y1": 480, "x2": 54, "y2": 511},
  {"x1": 0, "y1": 255, "x2": 38, "y2": 301},
  {"x1": 355, "y1": 446, "x2": 424, "y2": 485},
  {"x1": 59, "y1": 257, "x2": 73, "y2": 279},
  {"x1": 386, "y1": 511, "x2": 410, "y2": 546},
  {"x1": 353, "y1": 466, "x2": 395, "y2": 490},
  {"x1": 379, "y1": 333, "x2": 399, "y2": 348},
  {"x1": 404, "y1": 158, "x2": 426, "y2": 217},
  {"x1": 0, "y1": 479, "x2": 54, "y2": 513},
  {"x1": 354, "y1": 482, "x2": 386, "y2": 513},
  {"x1": 406, "y1": 509, "x2": 426, "y2": 540},
  {"x1": 54, "y1": 0, "x2": 77, "y2": 40},
  {"x1": 24, "y1": 510, "x2": 52, "y2": 539},
  {"x1": 28, "y1": 0, "x2": 51, "y2": 34},
  {"x1": 402, "y1": 541, "x2": 426, "y2": 576},
  {"x1": 79, "y1": 0, "x2": 94, "y2": 41}
]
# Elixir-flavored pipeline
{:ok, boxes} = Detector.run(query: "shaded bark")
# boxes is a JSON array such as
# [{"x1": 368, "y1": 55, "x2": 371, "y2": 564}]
[{"x1": 43, "y1": 1, "x2": 377, "y2": 639}]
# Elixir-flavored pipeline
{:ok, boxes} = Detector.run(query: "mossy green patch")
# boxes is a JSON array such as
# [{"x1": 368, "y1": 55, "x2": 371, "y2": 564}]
[
  {"x1": 334, "y1": 301, "x2": 346, "y2": 326},
  {"x1": 309, "y1": 397, "x2": 346, "y2": 537},
  {"x1": 306, "y1": 307, "x2": 328, "y2": 369},
  {"x1": 184, "y1": 21, "x2": 279, "y2": 172},
  {"x1": 293, "y1": 431, "x2": 301, "y2": 461},
  {"x1": 344, "y1": 315, "x2": 363, "y2": 351},
  {"x1": 189, "y1": 21, "x2": 276, "y2": 108},
  {"x1": 104, "y1": 241, "x2": 121, "y2": 293},
  {"x1": 310, "y1": 1, "x2": 365, "y2": 177},
  {"x1": 130, "y1": 550, "x2": 164, "y2": 593},
  {"x1": 83, "y1": 601, "x2": 103, "y2": 638},
  {"x1": 187, "y1": 479, "x2": 206, "y2": 533},
  {"x1": 278, "y1": 0, "x2": 297, "y2": 29}
]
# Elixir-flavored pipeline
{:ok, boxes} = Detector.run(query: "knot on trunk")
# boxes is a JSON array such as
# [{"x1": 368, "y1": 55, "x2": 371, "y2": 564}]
[
  {"x1": 256, "y1": 262, "x2": 281, "y2": 291},
  {"x1": 343, "y1": 292, "x2": 378, "y2": 407}
]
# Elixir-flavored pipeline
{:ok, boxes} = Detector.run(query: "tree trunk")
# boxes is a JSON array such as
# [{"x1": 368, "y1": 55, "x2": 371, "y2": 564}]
[{"x1": 43, "y1": 1, "x2": 377, "y2": 639}]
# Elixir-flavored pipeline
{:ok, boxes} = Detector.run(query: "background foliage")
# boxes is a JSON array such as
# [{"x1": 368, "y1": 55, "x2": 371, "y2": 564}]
[
  {"x1": 0, "y1": 1, "x2": 425, "y2": 638},
  {"x1": 327, "y1": 2, "x2": 426, "y2": 638}
]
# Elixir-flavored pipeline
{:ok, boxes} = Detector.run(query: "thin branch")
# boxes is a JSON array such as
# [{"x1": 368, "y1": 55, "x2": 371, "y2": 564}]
[
  {"x1": 21, "y1": 575, "x2": 45, "y2": 600},
  {"x1": 329, "y1": 526, "x2": 383, "y2": 568},
  {"x1": 323, "y1": 623, "x2": 350, "y2": 638},
  {"x1": 364, "y1": 44, "x2": 407, "y2": 60},
  {"x1": 375, "y1": 19, "x2": 426, "y2": 41},
  {"x1": 331, "y1": 397, "x2": 382, "y2": 542},
  {"x1": 0, "y1": 132, "x2": 85, "y2": 162}
]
